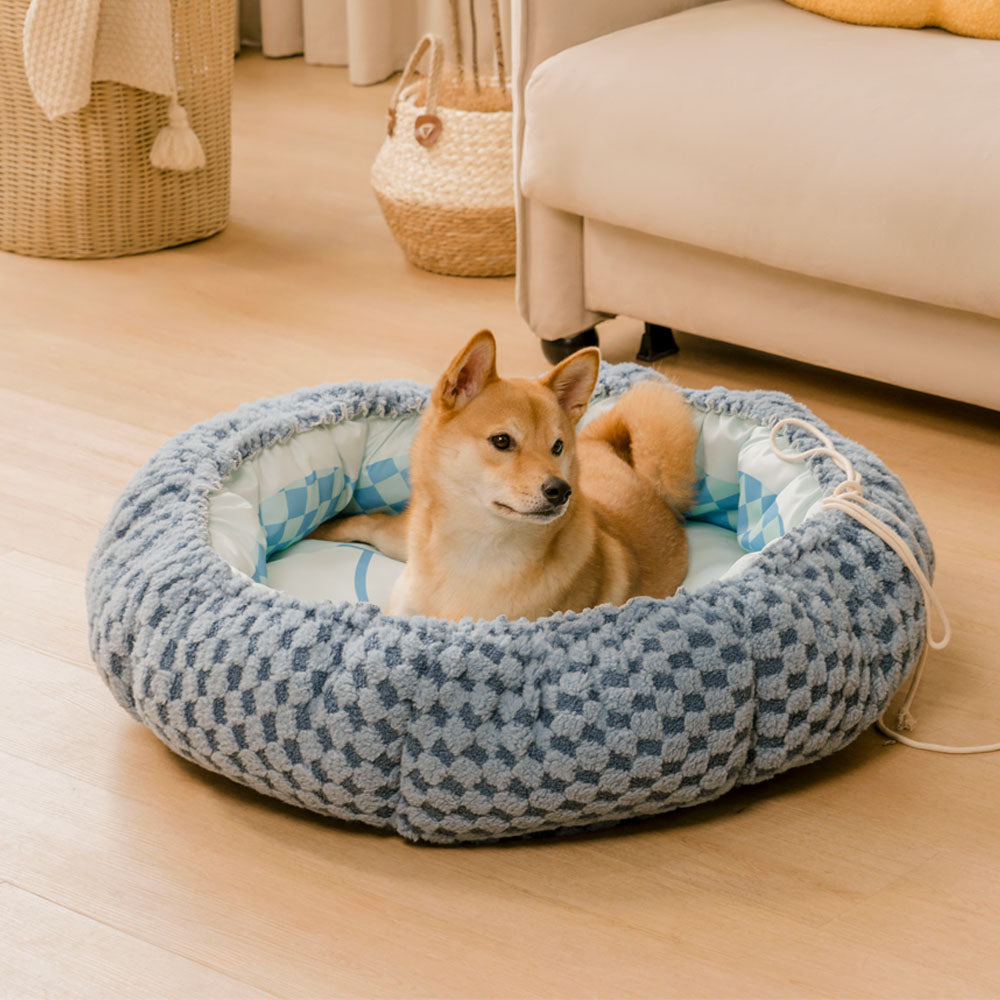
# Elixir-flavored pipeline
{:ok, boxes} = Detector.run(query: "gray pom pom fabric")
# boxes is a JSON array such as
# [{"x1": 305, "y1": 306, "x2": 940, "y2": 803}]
[{"x1": 87, "y1": 365, "x2": 930, "y2": 843}]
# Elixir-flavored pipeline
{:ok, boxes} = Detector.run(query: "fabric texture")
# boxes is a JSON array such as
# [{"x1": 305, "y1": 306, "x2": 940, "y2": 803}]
[
  {"x1": 783, "y1": 0, "x2": 1000, "y2": 39},
  {"x1": 208, "y1": 415, "x2": 418, "y2": 582},
  {"x1": 581, "y1": 221, "x2": 1000, "y2": 411},
  {"x1": 24, "y1": 0, "x2": 177, "y2": 118},
  {"x1": 520, "y1": 0, "x2": 1000, "y2": 320},
  {"x1": 87, "y1": 366, "x2": 932, "y2": 844},
  {"x1": 22, "y1": 0, "x2": 206, "y2": 171}
]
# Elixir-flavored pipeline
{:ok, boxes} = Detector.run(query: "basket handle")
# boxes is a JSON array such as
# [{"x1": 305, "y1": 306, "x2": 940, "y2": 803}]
[{"x1": 387, "y1": 34, "x2": 444, "y2": 148}]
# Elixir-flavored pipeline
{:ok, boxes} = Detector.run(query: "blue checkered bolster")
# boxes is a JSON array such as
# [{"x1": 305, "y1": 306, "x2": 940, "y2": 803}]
[
  {"x1": 254, "y1": 455, "x2": 410, "y2": 582},
  {"x1": 342, "y1": 456, "x2": 411, "y2": 516},
  {"x1": 683, "y1": 409, "x2": 820, "y2": 553},
  {"x1": 687, "y1": 472, "x2": 741, "y2": 532}
]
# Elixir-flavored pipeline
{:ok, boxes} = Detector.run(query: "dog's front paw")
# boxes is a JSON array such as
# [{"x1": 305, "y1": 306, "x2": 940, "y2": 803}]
[{"x1": 307, "y1": 516, "x2": 358, "y2": 543}]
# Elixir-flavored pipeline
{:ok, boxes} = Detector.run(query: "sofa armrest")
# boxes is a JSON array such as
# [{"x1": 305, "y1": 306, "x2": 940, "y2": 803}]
[{"x1": 511, "y1": 0, "x2": 723, "y2": 342}]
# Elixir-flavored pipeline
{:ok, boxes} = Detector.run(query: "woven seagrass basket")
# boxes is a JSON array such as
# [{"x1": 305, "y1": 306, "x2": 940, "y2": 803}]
[
  {"x1": 0, "y1": 0, "x2": 234, "y2": 259},
  {"x1": 371, "y1": 11, "x2": 514, "y2": 278}
]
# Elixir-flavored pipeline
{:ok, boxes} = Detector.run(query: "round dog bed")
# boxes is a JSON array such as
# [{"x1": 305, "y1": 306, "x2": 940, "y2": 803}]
[{"x1": 86, "y1": 364, "x2": 932, "y2": 843}]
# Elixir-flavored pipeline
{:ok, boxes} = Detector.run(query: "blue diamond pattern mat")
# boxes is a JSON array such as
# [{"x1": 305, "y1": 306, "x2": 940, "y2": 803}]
[{"x1": 255, "y1": 457, "x2": 411, "y2": 581}]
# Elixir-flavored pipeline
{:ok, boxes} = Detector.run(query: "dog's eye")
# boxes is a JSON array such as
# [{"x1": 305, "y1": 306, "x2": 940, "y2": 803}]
[
  {"x1": 489, "y1": 434, "x2": 512, "y2": 451},
  {"x1": 552, "y1": 439, "x2": 563, "y2": 456}
]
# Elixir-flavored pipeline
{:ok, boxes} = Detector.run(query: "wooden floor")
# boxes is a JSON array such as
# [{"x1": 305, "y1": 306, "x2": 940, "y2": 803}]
[{"x1": 2, "y1": 52, "x2": 999, "y2": 1000}]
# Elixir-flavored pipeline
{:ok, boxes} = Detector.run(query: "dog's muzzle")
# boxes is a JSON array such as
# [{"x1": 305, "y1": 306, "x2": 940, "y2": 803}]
[{"x1": 541, "y1": 477, "x2": 572, "y2": 507}]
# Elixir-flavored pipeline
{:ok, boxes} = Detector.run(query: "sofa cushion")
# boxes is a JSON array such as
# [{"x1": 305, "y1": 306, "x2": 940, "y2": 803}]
[{"x1": 521, "y1": 0, "x2": 1000, "y2": 319}]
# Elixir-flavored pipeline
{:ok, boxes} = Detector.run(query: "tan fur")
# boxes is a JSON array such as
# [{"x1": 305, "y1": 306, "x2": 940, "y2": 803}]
[{"x1": 311, "y1": 331, "x2": 698, "y2": 622}]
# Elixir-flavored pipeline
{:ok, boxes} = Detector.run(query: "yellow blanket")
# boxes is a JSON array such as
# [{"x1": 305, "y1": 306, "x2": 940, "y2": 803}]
[{"x1": 784, "y1": 0, "x2": 1000, "y2": 39}]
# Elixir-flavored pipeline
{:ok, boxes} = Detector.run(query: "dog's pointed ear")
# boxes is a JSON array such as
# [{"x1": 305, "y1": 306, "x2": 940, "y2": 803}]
[
  {"x1": 541, "y1": 347, "x2": 600, "y2": 423},
  {"x1": 435, "y1": 330, "x2": 498, "y2": 411}
]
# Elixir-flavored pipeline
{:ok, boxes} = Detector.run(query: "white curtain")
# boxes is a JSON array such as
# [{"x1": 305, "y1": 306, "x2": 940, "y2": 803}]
[{"x1": 239, "y1": 0, "x2": 511, "y2": 87}]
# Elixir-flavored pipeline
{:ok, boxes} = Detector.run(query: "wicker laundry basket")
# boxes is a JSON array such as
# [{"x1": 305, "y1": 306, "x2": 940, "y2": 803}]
[
  {"x1": 0, "y1": 0, "x2": 235, "y2": 259},
  {"x1": 371, "y1": 15, "x2": 515, "y2": 278}
]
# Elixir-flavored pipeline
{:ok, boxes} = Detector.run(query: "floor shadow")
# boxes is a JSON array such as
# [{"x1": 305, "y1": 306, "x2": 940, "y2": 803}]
[
  {"x1": 127, "y1": 717, "x2": 889, "y2": 852},
  {"x1": 123, "y1": 722, "x2": 397, "y2": 843}
]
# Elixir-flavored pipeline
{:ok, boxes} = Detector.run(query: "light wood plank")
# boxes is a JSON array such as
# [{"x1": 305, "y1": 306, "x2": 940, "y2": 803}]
[
  {"x1": 1, "y1": 750, "x2": 793, "y2": 1000},
  {"x1": 0, "y1": 387, "x2": 165, "y2": 570},
  {"x1": 825, "y1": 846, "x2": 1000, "y2": 992},
  {"x1": 0, "y1": 883, "x2": 274, "y2": 1000},
  {"x1": 0, "y1": 552, "x2": 91, "y2": 667},
  {"x1": 5, "y1": 747, "x2": 990, "y2": 1000}
]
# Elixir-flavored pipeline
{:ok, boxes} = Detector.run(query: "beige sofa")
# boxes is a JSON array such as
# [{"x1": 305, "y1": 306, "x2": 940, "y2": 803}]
[{"x1": 512, "y1": 0, "x2": 1000, "y2": 410}]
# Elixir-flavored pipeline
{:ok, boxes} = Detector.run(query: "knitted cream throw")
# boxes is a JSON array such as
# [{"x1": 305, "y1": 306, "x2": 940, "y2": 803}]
[{"x1": 23, "y1": 0, "x2": 205, "y2": 171}]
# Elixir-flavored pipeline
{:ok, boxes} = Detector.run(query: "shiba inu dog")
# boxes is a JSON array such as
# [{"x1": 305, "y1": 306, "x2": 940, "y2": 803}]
[{"x1": 312, "y1": 331, "x2": 697, "y2": 621}]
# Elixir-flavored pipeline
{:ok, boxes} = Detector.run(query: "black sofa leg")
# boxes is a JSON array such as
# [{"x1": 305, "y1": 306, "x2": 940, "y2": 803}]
[
  {"x1": 637, "y1": 323, "x2": 679, "y2": 362},
  {"x1": 540, "y1": 327, "x2": 600, "y2": 364}
]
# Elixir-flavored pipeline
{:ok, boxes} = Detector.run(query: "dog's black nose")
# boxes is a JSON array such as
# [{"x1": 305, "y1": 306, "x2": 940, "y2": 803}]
[{"x1": 542, "y1": 477, "x2": 572, "y2": 506}]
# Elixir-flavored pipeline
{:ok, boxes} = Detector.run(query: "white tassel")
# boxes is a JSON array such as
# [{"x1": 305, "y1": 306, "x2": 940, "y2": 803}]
[{"x1": 150, "y1": 99, "x2": 206, "y2": 172}]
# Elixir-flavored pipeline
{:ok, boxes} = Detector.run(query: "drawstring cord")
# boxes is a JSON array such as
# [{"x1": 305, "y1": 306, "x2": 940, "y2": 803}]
[{"x1": 769, "y1": 417, "x2": 999, "y2": 755}]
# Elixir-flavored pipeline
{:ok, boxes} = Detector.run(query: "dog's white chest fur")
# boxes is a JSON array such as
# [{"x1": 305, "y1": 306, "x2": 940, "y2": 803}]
[{"x1": 388, "y1": 527, "x2": 544, "y2": 620}]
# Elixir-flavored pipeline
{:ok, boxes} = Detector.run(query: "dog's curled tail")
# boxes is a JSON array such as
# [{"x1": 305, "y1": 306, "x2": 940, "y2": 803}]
[{"x1": 581, "y1": 379, "x2": 699, "y2": 515}]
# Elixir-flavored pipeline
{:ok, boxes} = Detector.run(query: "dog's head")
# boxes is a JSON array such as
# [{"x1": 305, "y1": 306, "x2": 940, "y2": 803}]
[{"x1": 417, "y1": 330, "x2": 600, "y2": 525}]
